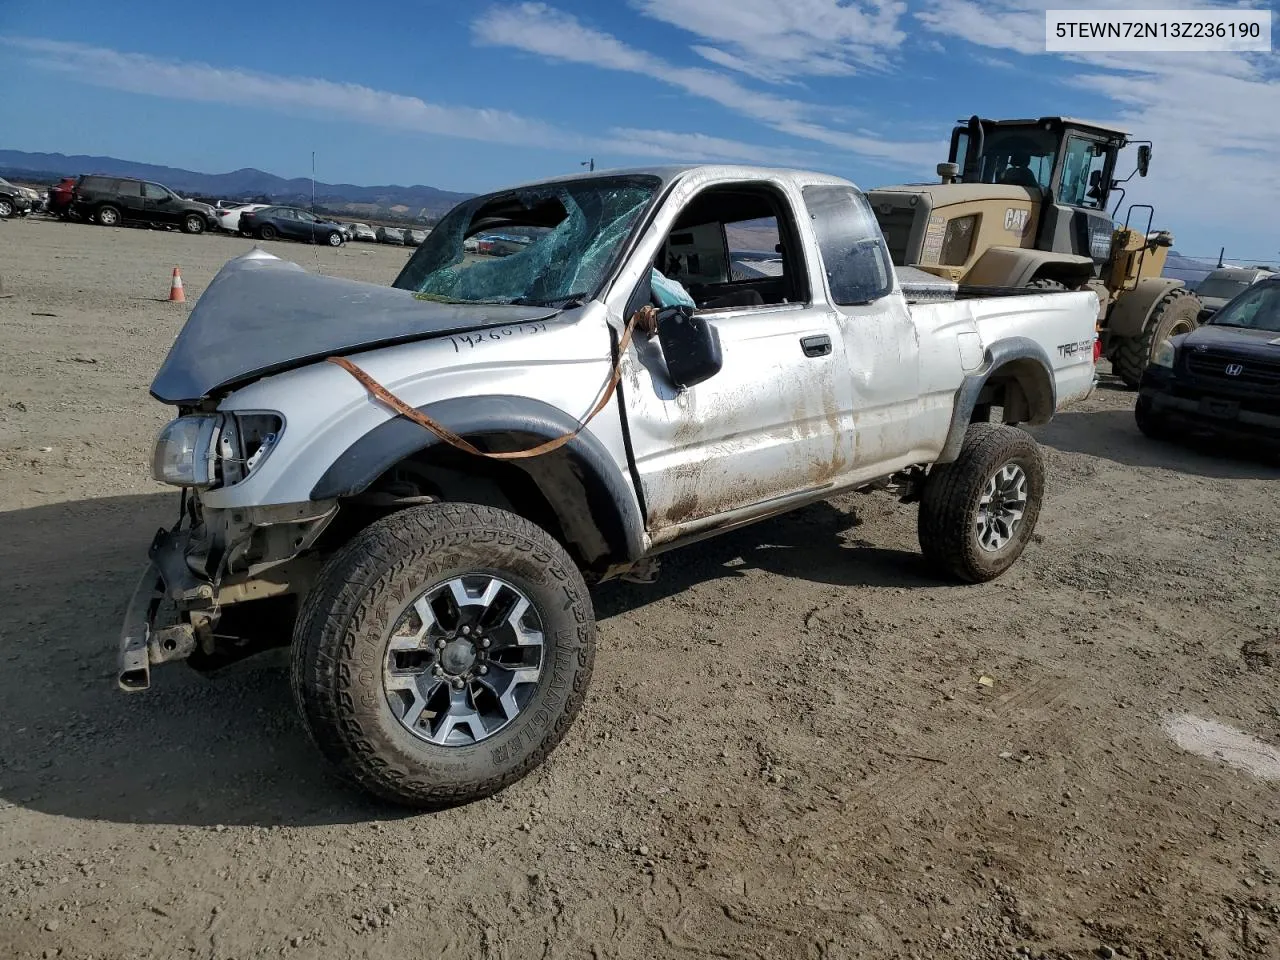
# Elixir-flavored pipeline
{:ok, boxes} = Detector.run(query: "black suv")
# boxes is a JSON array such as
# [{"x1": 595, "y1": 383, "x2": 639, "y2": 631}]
[
  {"x1": 1137, "y1": 277, "x2": 1280, "y2": 449},
  {"x1": 72, "y1": 176, "x2": 217, "y2": 234}
]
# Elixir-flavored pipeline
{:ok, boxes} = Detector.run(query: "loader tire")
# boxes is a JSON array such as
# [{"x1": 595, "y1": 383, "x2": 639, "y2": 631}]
[
  {"x1": 1110, "y1": 288, "x2": 1200, "y2": 388},
  {"x1": 291, "y1": 502, "x2": 596, "y2": 809},
  {"x1": 1025, "y1": 278, "x2": 1066, "y2": 291},
  {"x1": 918, "y1": 423, "x2": 1045, "y2": 584}
]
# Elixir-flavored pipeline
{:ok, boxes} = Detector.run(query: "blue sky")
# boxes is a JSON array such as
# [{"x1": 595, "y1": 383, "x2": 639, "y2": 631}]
[{"x1": 1, "y1": 0, "x2": 1276, "y2": 260}]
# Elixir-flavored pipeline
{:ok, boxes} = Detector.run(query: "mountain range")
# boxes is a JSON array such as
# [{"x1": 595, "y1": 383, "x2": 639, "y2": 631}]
[{"x1": 0, "y1": 149, "x2": 473, "y2": 222}]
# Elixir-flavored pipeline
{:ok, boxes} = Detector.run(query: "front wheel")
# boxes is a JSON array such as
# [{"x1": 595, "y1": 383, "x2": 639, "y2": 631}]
[
  {"x1": 918, "y1": 423, "x2": 1045, "y2": 583},
  {"x1": 290, "y1": 502, "x2": 596, "y2": 808},
  {"x1": 0, "y1": 199, "x2": 12, "y2": 218},
  {"x1": 1134, "y1": 395, "x2": 1173, "y2": 441},
  {"x1": 182, "y1": 213, "x2": 205, "y2": 235},
  {"x1": 326, "y1": 230, "x2": 343, "y2": 247}
]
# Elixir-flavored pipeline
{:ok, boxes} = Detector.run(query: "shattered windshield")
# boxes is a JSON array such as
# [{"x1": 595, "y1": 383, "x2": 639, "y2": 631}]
[{"x1": 393, "y1": 175, "x2": 661, "y2": 306}]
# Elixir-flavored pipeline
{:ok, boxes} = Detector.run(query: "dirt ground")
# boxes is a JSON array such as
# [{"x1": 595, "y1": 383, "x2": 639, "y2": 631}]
[{"x1": 1, "y1": 215, "x2": 1279, "y2": 960}]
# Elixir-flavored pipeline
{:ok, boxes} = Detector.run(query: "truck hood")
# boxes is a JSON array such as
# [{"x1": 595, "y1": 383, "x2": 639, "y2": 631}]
[
  {"x1": 1181, "y1": 322, "x2": 1280, "y2": 359},
  {"x1": 150, "y1": 249, "x2": 560, "y2": 404}
]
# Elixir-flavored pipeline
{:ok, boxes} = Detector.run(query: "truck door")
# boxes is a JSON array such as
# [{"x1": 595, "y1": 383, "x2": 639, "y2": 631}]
[
  {"x1": 800, "y1": 184, "x2": 924, "y2": 468},
  {"x1": 615, "y1": 177, "x2": 853, "y2": 542}
]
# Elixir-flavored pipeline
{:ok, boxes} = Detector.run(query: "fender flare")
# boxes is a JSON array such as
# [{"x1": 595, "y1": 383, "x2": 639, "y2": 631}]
[
  {"x1": 938, "y1": 337, "x2": 1057, "y2": 463},
  {"x1": 965, "y1": 246, "x2": 1096, "y2": 288},
  {"x1": 310, "y1": 394, "x2": 645, "y2": 565},
  {"x1": 1105, "y1": 277, "x2": 1189, "y2": 339}
]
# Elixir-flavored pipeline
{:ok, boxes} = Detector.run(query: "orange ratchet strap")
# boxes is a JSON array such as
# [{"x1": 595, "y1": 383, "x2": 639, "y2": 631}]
[{"x1": 325, "y1": 306, "x2": 650, "y2": 461}]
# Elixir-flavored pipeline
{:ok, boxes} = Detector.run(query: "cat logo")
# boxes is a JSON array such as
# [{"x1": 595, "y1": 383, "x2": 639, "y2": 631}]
[{"x1": 1004, "y1": 208, "x2": 1031, "y2": 236}]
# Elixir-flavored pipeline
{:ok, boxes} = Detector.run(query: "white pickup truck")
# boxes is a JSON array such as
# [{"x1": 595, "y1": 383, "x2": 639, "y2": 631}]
[{"x1": 122, "y1": 164, "x2": 1098, "y2": 807}]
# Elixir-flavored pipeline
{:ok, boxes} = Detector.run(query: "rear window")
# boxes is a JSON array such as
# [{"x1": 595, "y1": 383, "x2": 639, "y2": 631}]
[
  {"x1": 802, "y1": 184, "x2": 895, "y2": 305},
  {"x1": 79, "y1": 176, "x2": 117, "y2": 192}
]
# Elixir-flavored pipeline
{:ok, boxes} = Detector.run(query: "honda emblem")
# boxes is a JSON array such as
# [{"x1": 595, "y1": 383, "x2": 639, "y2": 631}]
[{"x1": 1225, "y1": 363, "x2": 1244, "y2": 377}]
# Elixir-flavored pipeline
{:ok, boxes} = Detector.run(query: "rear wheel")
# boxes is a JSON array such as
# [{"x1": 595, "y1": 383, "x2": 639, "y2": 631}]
[
  {"x1": 258, "y1": 223, "x2": 277, "y2": 241},
  {"x1": 96, "y1": 204, "x2": 121, "y2": 227},
  {"x1": 182, "y1": 213, "x2": 205, "y2": 235},
  {"x1": 291, "y1": 502, "x2": 596, "y2": 808},
  {"x1": 918, "y1": 423, "x2": 1045, "y2": 583},
  {"x1": 1111, "y1": 288, "x2": 1199, "y2": 388}
]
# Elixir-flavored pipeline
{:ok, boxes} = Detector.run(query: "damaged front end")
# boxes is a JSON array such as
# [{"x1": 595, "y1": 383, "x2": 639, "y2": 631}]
[{"x1": 118, "y1": 408, "x2": 337, "y2": 691}]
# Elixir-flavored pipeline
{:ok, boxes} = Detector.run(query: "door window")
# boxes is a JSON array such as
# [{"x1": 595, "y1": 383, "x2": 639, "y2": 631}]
[
  {"x1": 658, "y1": 185, "x2": 807, "y2": 310},
  {"x1": 1059, "y1": 137, "x2": 1108, "y2": 208},
  {"x1": 116, "y1": 180, "x2": 143, "y2": 198},
  {"x1": 142, "y1": 182, "x2": 170, "y2": 199},
  {"x1": 802, "y1": 185, "x2": 894, "y2": 305}
]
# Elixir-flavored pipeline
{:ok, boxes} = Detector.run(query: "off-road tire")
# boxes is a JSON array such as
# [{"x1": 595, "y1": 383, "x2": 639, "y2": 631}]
[
  {"x1": 1111, "y1": 288, "x2": 1200, "y2": 388},
  {"x1": 182, "y1": 213, "x2": 205, "y2": 235},
  {"x1": 290, "y1": 502, "x2": 596, "y2": 809},
  {"x1": 0, "y1": 199, "x2": 12, "y2": 218},
  {"x1": 96, "y1": 204, "x2": 121, "y2": 227},
  {"x1": 1134, "y1": 395, "x2": 1173, "y2": 441},
  {"x1": 1026, "y1": 278, "x2": 1067, "y2": 291},
  {"x1": 326, "y1": 230, "x2": 343, "y2": 247},
  {"x1": 258, "y1": 223, "x2": 277, "y2": 241},
  {"x1": 918, "y1": 423, "x2": 1045, "y2": 583}
]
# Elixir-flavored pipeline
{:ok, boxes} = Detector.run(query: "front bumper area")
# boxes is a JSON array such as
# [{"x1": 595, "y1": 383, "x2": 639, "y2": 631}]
[
  {"x1": 117, "y1": 500, "x2": 338, "y2": 691},
  {"x1": 117, "y1": 527, "x2": 210, "y2": 691},
  {"x1": 1139, "y1": 370, "x2": 1280, "y2": 446}
]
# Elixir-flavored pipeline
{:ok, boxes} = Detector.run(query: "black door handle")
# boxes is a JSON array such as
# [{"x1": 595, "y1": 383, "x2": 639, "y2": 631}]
[{"x1": 801, "y1": 334, "x2": 832, "y2": 358}]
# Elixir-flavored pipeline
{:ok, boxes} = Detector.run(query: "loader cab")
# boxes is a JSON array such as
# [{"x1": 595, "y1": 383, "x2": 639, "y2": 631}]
[{"x1": 949, "y1": 116, "x2": 1132, "y2": 266}]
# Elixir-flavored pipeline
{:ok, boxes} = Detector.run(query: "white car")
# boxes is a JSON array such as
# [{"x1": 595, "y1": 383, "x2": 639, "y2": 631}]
[
  {"x1": 349, "y1": 222, "x2": 377, "y2": 242},
  {"x1": 214, "y1": 203, "x2": 269, "y2": 234}
]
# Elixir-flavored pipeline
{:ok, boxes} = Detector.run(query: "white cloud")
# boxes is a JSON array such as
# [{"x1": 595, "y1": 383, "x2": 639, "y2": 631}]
[
  {"x1": 1, "y1": 35, "x2": 805, "y2": 171},
  {"x1": 3, "y1": 36, "x2": 572, "y2": 150},
  {"x1": 631, "y1": 0, "x2": 907, "y2": 80},
  {"x1": 609, "y1": 128, "x2": 814, "y2": 166},
  {"x1": 913, "y1": 0, "x2": 1280, "y2": 252},
  {"x1": 472, "y1": 3, "x2": 943, "y2": 170}
]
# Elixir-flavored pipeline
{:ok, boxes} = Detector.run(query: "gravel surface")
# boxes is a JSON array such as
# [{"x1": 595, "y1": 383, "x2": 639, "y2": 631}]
[{"x1": 2, "y1": 215, "x2": 1279, "y2": 960}]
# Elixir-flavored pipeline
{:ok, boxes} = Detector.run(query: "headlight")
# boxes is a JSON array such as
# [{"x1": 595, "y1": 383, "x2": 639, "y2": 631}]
[
  {"x1": 940, "y1": 215, "x2": 978, "y2": 266},
  {"x1": 152, "y1": 415, "x2": 221, "y2": 487},
  {"x1": 1151, "y1": 340, "x2": 1176, "y2": 369}
]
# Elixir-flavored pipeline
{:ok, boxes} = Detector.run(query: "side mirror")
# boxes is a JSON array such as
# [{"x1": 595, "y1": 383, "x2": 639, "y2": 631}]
[
  {"x1": 1137, "y1": 144, "x2": 1151, "y2": 177},
  {"x1": 656, "y1": 306, "x2": 723, "y2": 388}
]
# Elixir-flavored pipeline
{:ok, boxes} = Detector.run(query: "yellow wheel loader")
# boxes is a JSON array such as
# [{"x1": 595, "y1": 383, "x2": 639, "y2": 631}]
[{"x1": 867, "y1": 116, "x2": 1201, "y2": 387}]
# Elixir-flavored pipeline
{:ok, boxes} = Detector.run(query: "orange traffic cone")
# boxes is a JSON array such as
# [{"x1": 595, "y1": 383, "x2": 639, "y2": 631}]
[{"x1": 168, "y1": 266, "x2": 185, "y2": 303}]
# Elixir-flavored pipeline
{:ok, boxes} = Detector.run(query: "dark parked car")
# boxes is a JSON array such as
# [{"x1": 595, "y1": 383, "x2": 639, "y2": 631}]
[
  {"x1": 1137, "y1": 277, "x2": 1280, "y2": 450},
  {"x1": 0, "y1": 177, "x2": 33, "y2": 218},
  {"x1": 71, "y1": 176, "x2": 217, "y2": 233},
  {"x1": 238, "y1": 206, "x2": 346, "y2": 246}
]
